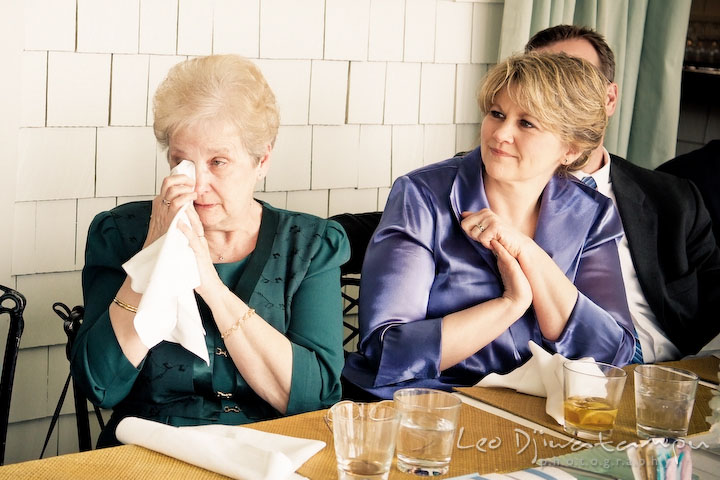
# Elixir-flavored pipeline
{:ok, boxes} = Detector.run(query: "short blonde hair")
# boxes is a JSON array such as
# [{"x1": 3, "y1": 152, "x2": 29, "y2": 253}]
[
  {"x1": 477, "y1": 52, "x2": 608, "y2": 172},
  {"x1": 153, "y1": 55, "x2": 280, "y2": 161}
]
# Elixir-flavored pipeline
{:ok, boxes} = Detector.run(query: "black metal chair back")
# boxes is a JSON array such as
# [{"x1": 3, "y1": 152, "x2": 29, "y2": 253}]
[
  {"x1": 329, "y1": 212, "x2": 382, "y2": 350},
  {"x1": 40, "y1": 303, "x2": 104, "y2": 458},
  {"x1": 0, "y1": 285, "x2": 26, "y2": 465}
]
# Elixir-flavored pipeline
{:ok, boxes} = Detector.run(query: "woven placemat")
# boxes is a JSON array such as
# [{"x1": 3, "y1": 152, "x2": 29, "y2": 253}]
[
  {"x1": 0, "y1": 444, "x2": 228, "y2": 480},
  {"x1": 248, "y1": 403, "x2": 582, "y2": 478},
  {"x1": 456, "y1": 358, "x2": 717, "y2": 446},
  {"x1": 0, "y1": 404, "x2": 581, "y2": 479},
  {"x1": 660, "y1": 356, "x2": 720, "y2": 384}
]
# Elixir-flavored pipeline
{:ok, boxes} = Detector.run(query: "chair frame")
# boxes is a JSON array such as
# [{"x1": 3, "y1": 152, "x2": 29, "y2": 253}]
[
  {"x1": 0, "y1": 285, "x2": 26, "y2": 465},
  {"x1": 340, "y1": 276, "x2": 360, "y2": 347},
  {"x1": 41, "y1": 303, "x2": 104, "y2": 458}
]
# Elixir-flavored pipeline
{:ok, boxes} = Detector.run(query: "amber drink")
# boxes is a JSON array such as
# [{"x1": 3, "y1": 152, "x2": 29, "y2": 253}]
[
  {"x1": 562, "y1": 361, "x2": 626, "y2": 440},
  {"x1": 563, "y1": 396, "x2": 619, "y2": 433}
]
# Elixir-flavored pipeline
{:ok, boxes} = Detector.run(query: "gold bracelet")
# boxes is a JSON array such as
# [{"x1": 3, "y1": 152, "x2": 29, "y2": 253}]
[
  {"x1": 113, "y1": 296, "x2": 138, "y2": 313},
  {"x1": 221, "y1": 308, "x2": 255, "y2": 339}
]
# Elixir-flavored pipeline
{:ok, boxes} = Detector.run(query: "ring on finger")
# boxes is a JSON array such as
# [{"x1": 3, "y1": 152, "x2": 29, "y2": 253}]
[
  {"x1": 472, "y1": 223, "x2": 486, "y2": 233},
  {"x1": 197, "y1": 234, "x2": 205, "y2": 238},
  {"x1": 162, "y1": 198, "x2": 171, "y2": 206}
]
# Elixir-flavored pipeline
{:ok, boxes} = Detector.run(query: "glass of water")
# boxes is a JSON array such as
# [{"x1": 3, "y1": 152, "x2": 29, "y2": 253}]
[
  {"x1": 393, "y1": 388, "x2": 462, "y2": 476},
  {"x1": 328, "y1": 400, "x2": 399, "y2": 480},
  {"x1": 634, "y1": 365, "x2": 698, "y2": 438}
]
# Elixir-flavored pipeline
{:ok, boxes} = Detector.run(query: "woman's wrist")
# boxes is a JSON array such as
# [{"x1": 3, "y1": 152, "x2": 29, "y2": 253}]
[
  {"x1": 498, "y1": 293, "x2": 531, "y2": 319},
  {"x1": 199, "y1": 281, "x2": 233, "y2": 309},
  {"x1": 516, "y1": 237, "x2": 540, "y2": 268}
]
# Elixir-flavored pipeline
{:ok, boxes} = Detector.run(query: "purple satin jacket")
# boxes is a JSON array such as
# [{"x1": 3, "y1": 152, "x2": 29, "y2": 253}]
[{"x1": 342, "y1": 148, "x2": 635, "y2": 399}]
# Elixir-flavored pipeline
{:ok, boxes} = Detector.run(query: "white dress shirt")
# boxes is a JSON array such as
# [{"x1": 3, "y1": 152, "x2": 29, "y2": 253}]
[{"x1": 571, "y1": 149, "x2": 681, "y2": 363}]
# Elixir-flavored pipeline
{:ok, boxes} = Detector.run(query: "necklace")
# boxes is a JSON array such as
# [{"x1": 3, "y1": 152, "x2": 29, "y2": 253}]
[{"x1": 218, "y1": 254, "x2": 225, "y2": 262}]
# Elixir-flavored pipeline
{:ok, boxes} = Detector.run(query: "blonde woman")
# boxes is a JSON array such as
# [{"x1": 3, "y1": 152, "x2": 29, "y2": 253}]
[
  {"x1": 343, "y1": 52, "x2": 636, "y2": 399},
  {"x1": 72, "y1": 55, "x2": 349, "y2": 445}
]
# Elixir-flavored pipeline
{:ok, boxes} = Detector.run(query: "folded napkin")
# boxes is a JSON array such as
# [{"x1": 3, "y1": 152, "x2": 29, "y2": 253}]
[
  {"x1": 476, "y1": 341, "x2": 595, "y2": 425},
  {"x1": 116, "y1": 417, "x2": 325, "y2": 480},
  {"x1": 123, "y1": 160, "x2": 208, "y2": 364}
]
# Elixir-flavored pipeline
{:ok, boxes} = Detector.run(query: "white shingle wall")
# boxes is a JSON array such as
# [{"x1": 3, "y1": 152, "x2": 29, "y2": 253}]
[
  {"x1": 7, "y1": 0, "x2": 493, "y2": 464},
  {"x1": 76, "y1": 0, "x2": 140, "y2": 54},
  {"x1": 139, "y1": 0, "x2": 178, "y2": 55},
  {"x1": 20, "y1": 51, "x2": 47, "y2": 127},
  {"x1": 177, "y1": 0, "x2": 214, "y2": 56},
  {"x1": 213, "y1": 0, "x2": 260, "y2": 57},
  {"x1": 309, "y1": 60, "x2": 349, "y2": 125},
  {"x1": 110, "y1": 55, "x2": 150, "y2": 126}
]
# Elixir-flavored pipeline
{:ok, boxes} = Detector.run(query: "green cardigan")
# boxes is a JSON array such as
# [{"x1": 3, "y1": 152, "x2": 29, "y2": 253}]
[{"x1": 71, "y1": 200, "x2": 350, "y2": 444}]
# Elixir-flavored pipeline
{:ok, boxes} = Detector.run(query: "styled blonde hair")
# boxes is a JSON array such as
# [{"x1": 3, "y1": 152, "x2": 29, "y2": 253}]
[
  {"x1": 153, "y1": 55, "x2": 280, "y2": 161},
  {"x1": 477, "y1": 52, "x2": 608, "y2": 172}
]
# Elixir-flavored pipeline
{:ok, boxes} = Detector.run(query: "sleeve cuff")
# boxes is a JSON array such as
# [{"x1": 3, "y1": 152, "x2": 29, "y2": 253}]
[
  {"x1": 374, "y1": 318, "x2": 443, "y2": 386},
  {"x1": 544, "y1": 294, "x2": 632, "y2": 365},
  {"x1": 286, "y1": 343, "x2": 341, "y2": 415}
]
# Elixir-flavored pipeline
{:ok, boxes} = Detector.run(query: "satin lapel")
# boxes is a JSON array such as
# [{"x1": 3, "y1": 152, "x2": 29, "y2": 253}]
[
  {"x1": 533, "y1": 176, "x2": 597, "y2": 276},
  {"x1": 234, "y1": 201, "x2": 279, "y2": 302},
  {"x1": 449, "y1": 149, "x2": 499, "y2": 274},
  {"x1": 610, "y1": 160, "x2": 663, "y2": 313}
]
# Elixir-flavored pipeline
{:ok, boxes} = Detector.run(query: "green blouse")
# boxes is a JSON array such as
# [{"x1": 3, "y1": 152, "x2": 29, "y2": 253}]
[{"x1": 71, "y1": 200, "x2": 350, "y2": 443}]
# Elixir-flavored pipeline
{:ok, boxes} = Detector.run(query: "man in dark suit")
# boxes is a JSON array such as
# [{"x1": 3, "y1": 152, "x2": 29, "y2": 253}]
[
  {"x1": 657, "y1": 140, "x2": 720, "y2": 246},
  {"x1": 526, "y1": 25, "x2": 720, "y2": 361}
]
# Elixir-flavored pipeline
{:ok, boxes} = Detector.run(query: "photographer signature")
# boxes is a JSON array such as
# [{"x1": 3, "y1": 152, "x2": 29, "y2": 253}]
[{"x1": 455, "y1": 427, "x2": 710, "y2": 463}]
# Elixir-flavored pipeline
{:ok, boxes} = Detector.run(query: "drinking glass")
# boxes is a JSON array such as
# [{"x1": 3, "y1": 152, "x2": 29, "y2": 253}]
[
  {"x1": 562, "y1": 360, "x2": 627, "y2": 441},
  {"x1": 634, "y1": 365, "x2": 698, "y2": 438},
  {"x1": 393, "y1": 388, "x2": 462, "y2": 476},
  {"x1": 327, "y1": 400, "x2": 399, "y2": 480}
]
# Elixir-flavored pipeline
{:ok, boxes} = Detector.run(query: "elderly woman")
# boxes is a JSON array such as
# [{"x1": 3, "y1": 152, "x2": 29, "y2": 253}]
[
  {"x1": 342, "y1": 52, "x2": 636, "y2": 399},
  {"x1": 71, "y1": 55, "x2": 350, "y2": 445}
]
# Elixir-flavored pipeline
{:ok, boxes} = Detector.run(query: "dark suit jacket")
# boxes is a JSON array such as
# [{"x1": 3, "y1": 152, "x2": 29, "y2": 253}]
[
  {"x1": 610, "y1": 154, "x2": 720, "y2": 356},
  {"x1": 656, "y1": 140, "x2": 720, "y2": 245}
]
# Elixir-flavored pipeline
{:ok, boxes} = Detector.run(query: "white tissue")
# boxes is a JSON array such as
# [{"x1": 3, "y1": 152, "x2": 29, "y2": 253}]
[
  {"x1": 476, "y1": 341, "x2": 596, "y2": 425},
  {"x1": 122, "y1": 160, "x2": 209, "y2": 364}
]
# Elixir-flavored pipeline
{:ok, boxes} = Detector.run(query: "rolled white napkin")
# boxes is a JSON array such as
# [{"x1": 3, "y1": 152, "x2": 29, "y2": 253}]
[
  {"x1": 122, "y1": 160, "x2": 209, "y2": 364},
  {"x1": 476, "y1": 341, "x2": 596, "y2": 425},
  {"x1": 116, "y1": 417, "x2": 325, "y2": 480}
]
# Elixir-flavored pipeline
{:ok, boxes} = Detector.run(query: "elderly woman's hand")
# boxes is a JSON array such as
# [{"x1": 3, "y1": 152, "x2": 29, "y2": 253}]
[
  {"x1": 144, "y1": 173, "x2": 197, "y2": 248},
  {"x1": 178, "y1": 207, "x2": 226, "y2": 302},
  {"x1": 461, "y1": 209, "x2": 531, "y2": 259}
]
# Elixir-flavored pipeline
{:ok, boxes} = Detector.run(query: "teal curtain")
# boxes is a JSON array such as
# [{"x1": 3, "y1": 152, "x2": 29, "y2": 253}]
[{"x1": 497, "y1": 0, "x2": 691, "y2": 168}]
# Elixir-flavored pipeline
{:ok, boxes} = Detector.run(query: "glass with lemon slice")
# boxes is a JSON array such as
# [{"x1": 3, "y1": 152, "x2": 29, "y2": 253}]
[{"x1": 562, "y1": 361, "x2": 627, "y2": 440}]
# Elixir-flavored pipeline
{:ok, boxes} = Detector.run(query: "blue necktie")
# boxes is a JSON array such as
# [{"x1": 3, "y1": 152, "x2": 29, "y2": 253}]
[
  {"x1": 581, "y1": 176, "x2": 597, "y2": 190},
  {"x1": 632, "y1": 331, "x2": 644, "y2": 364},
  {"x1": 581, "y1": 174, "x2": 643, "y2": 363}
]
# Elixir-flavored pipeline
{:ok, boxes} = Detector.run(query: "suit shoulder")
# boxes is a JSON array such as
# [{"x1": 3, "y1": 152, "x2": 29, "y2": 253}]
[{"x1": 611, "y1": 155, "x2": 694, "y2": 191}]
